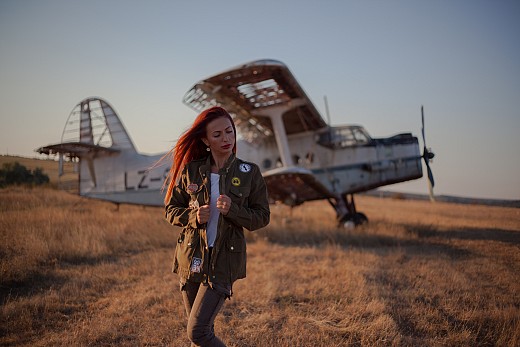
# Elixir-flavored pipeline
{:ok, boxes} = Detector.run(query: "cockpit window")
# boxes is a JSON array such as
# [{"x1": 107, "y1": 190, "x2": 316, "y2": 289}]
[{"x1": 317, "y1": 125, "x2": 371, "y2": 149}]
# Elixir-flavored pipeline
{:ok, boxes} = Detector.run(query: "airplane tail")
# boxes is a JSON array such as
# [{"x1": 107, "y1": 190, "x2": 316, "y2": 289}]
[
  {"x1": 63, "y1": 97, "x2": 136, "y2": 153},
  {"x1": 37, "y1": 97, "x2": 137, "y2": 193}
]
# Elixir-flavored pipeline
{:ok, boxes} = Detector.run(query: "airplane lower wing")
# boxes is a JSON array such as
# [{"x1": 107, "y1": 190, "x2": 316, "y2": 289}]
[
  {"x1": 263, "y1": 167, "x2": 336, "y2": 206},
  {"x1": 37, "y1": 142, "x2": 121, "y2": 188},
  {"x1": 36, "y1": 142, "x2": 120, "y2": 157}
]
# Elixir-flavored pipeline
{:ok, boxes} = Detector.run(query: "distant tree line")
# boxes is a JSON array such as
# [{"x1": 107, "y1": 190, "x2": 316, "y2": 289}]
[{"x1": 0, "y1": 162, "x2": 49, "y2": 188}]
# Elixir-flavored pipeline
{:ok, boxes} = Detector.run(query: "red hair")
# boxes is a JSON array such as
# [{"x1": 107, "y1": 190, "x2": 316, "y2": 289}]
[{"x1": 162, "y1": 106, "x2": 236, "y2": 204}]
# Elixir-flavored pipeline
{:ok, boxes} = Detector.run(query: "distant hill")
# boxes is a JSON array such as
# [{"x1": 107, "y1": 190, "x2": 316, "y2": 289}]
[{"x1": 365, "y1": 190, "x2": 520, "y2": 208}]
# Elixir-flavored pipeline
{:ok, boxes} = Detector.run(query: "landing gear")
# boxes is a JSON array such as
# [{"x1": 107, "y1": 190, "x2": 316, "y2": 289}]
[
  {"x1": 339, "y1": 211, "x2": 368, "y2": 228},
  {"x1": 330, "y1": 194, "x2": 368, "y2": 228}
]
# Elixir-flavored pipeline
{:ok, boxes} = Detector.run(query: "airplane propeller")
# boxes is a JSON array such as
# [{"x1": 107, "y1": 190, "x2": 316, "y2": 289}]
[{"x1": 421, "y1": 106, "x2": 435, "y2": 201}]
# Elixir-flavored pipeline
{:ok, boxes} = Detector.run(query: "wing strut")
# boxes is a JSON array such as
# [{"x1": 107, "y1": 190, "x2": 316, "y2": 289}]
[{"x1": 253, "y1": 105, "x2": 293, "y2": 167}]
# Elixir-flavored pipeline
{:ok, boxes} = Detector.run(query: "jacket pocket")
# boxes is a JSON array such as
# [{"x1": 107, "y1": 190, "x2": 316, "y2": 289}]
[
  {"x1": 226, "y1": 236, "x2": 246, "y2": 281},
  {"x1": 173, "y1": 229, "x2": 200, "y2": 275},
  {"x1": 229, "y1": 186, "x2": 250, "y2": 208}
]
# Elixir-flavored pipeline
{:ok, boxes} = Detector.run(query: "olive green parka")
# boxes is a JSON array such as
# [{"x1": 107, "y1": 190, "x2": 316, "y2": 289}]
[{"x1": 165, "y1": 154, "x2": 270, "y2": 285}]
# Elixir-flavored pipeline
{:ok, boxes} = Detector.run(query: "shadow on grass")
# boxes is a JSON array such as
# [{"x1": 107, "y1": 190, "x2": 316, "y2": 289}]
[
  {"x1": 252, "y1": 223, "x2": 474, "y2": 260},
  {"x1": 0, "y1": 252, "x2": 124, "y2": 305},
  {"x1": 0, "y1": 270, "x2": 68, "y2": 305},
  {"x1": 404, "y1": 224, "x2": 520, "y2": 245}
]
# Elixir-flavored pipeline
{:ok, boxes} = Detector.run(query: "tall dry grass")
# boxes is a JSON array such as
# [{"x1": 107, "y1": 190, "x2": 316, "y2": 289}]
[{"x1": 1, "y1": 187, "x2": 519, "y2": 346}]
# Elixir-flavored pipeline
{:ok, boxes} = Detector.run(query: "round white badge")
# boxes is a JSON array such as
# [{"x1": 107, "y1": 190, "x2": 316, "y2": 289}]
[{"x1": 239, "y1": 163, "x2": 251, "y2": 173}]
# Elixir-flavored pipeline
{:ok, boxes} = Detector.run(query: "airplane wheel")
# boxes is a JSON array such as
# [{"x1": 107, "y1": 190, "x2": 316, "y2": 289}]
[
  {"x1": 338, "y1": 212, "x2": 368, "y2": 228},
  {"x1": 353, "y1": 212, "x2": 368, "y2": 226}
]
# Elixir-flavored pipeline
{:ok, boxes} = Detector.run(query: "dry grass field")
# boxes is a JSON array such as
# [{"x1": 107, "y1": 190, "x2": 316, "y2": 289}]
[{"x1": 1, "y1": 186, "x2": 519, "y2": 346}]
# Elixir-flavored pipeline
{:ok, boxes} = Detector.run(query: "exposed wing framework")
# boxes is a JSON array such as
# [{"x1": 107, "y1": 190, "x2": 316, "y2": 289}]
[
  {"x1": 183, "y1": 59, "x2": 327, "y2": 145},
  {"x1": 37, "y1": 97, "x2": 135, "y2": 159}
]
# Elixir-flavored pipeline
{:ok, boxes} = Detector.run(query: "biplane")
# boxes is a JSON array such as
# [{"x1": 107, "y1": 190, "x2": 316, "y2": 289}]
[{"x1": 37, "y1": 59, "x2": 434, "y2": 226}]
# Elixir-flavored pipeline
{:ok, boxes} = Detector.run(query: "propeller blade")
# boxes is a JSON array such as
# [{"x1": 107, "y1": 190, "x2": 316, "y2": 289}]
[
  {"x1": 427, "y1": 173, "x2": 435, "y2": 202},
  {"x1": 425, "y1": 159, "x2": 435, "y2": 188},
  {"x1": 421, "y1": 106, "x2": 435, "y2": 201},
  {"x1": 421, "y1": 105, "x2": 426, "y2": 148}
]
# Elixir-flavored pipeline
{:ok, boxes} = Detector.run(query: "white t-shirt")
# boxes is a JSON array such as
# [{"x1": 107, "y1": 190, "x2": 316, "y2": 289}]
[{"x1": 206, "y1": 173, "x2": 220, "y2": 247}]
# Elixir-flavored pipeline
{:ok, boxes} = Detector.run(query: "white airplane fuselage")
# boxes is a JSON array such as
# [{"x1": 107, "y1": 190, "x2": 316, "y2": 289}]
[
  {"x1": 72, "y1": 127, "x2": 421, "y2": 208},
  {"x1": 238, "y1": 128, "x2": 422, "y2": 198},
  {"x1": 77, "y1": 151, "x2": 169, "y2": 206}
]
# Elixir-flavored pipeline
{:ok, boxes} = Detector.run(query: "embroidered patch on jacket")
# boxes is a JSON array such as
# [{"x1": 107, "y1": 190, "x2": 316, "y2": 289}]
[
  {"x1": 187, "y1": 183, "x2": 198, "y2": 194},
  {"x1": 231, "y1": 177, "x2": 241, "y2": 186},
  {"x1": 190, "y1": 257, "x2": 203, "y2": 273},
  {"x1": 189, "y1": 199, "x2": 199, "y2": 209},
  {"x1": 239, "y1": 163, "x2": 251, "y2": 173}
]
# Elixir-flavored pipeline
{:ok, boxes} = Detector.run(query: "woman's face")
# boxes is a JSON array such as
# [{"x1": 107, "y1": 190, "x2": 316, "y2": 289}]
[{"x1": 203, "y1": 116, "x2": 235, "y2": 158}]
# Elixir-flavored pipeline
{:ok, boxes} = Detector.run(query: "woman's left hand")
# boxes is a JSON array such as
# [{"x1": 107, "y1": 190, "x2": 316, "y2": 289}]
[{"x1": 216, "y1": 194, "x2": 232, "y2": 215}]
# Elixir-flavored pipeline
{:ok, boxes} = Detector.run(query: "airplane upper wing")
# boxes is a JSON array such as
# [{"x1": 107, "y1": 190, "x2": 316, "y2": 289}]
[{"x1": 183, "y1": 59, "x2": 328, "y2": 144}]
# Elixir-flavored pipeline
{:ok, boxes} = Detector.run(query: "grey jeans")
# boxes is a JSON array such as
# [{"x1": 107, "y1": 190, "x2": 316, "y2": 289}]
[{"x1": 181, "y1": 280, "x2": 231, "y2": 347}]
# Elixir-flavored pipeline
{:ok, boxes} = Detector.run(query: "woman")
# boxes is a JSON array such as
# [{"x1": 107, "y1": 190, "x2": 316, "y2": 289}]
[{"x1": 163, "y1": 106, "x2": 270, "y2": 346}]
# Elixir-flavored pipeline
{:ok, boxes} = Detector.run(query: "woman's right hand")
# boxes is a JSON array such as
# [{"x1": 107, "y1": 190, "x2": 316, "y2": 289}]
[{"x1": 197, "y1": 205, "x2": 210, "y2": 224}]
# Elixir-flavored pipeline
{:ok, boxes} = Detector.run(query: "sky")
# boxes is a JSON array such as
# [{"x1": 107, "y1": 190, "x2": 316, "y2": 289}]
[{"x1": 1, "y1": 0, "x2": 519, "y2": 200}]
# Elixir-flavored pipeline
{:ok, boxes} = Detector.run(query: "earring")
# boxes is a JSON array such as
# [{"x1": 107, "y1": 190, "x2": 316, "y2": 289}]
[{"x1": 206, "y1": 147, "x2": 210, "y2": 152}]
